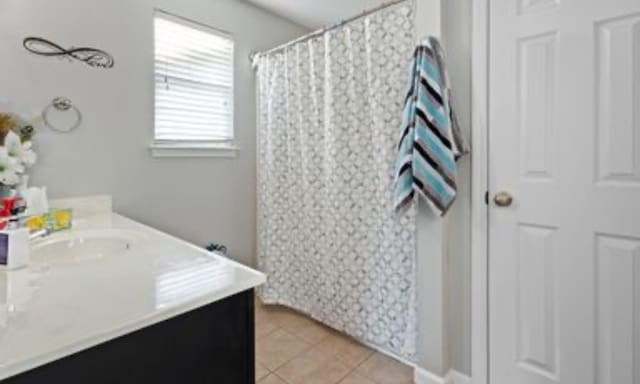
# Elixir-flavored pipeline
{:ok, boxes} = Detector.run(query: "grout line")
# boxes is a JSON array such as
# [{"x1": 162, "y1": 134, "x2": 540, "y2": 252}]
[
  {"x1": 268, "y1": 330, "x2": 314, "y2": 372},
  {"x1": 350, "y1": 353, "x2": 376, "y2": 382},
  {"x1": 272, "y1": 371, "x2": 291, "y2": 384},
  {"x1": 334, "y1": 364, "x2": 354, "y2": 384},
  {"x1": 256, "y1": 324, "x2": 280, "y2": 341},
  {"x1": 264, "y1": 327, "x2": 280, "y2": 339}
]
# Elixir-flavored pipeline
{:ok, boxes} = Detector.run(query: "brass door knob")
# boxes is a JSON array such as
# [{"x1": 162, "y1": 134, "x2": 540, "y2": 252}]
[{"x1": 494, "y1": 191, "x2": 514, "y2": 207}]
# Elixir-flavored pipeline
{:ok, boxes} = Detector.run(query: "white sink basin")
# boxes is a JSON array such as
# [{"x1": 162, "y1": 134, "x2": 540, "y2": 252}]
[{"x1": 31, "y1": 230, "x2": 144, "y2": 265}]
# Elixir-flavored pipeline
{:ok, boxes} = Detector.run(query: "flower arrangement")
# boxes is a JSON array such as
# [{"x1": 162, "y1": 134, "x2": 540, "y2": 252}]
[{"x1": 0, "y1": 113, "x2": 37, "y2": 189}]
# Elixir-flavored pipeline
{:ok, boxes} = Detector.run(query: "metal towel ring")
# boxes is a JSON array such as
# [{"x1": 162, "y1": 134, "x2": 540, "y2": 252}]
[{"x1": 42, "y1": 97, "x2": 82, "y2": 133}]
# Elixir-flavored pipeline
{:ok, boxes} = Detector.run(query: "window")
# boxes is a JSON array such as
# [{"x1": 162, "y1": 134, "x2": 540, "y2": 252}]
[{"x1": 152, "y1": 11, "x2": 236, "y2": 157}]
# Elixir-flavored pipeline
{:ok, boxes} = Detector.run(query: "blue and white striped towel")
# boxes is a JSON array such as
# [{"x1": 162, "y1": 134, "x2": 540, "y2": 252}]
[{"x1": 393, "y1": 37, "x2": 468, "y2": 216}]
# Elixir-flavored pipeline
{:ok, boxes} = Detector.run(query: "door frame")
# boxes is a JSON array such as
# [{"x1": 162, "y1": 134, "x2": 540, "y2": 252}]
[{"x1": 471, "y1": 0, "x2": 489, "y2": 383}]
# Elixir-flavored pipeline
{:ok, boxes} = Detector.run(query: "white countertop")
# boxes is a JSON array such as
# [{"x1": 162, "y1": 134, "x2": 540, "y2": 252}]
[{"x1": 0, "y1": 213, "x2": 265, "y2": 381}]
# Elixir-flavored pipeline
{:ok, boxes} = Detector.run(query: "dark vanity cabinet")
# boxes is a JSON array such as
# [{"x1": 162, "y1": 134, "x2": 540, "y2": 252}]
[{"x1": 3, "y1": 290, "x2": 255, "y2": 384}]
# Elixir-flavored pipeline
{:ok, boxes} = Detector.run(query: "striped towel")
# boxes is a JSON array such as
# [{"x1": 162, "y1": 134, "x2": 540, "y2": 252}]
[{"x1": 393, "y1": 37, "x2": 468, "y2": 216}]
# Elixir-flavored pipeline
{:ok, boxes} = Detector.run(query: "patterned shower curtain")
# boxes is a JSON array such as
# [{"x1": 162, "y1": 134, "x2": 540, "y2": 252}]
[{"x1": 256, "y1": 1, "x2": 417, "y2": 358}]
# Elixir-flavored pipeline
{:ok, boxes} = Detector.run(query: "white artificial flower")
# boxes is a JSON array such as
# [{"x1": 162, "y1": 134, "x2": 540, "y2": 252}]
[
  {"x1": 4, "y1": 131, "x2": 22, "y2": 172},
  {"x1": 19, "y1": 141, "x2": 36, "y2": 167},
  {"x1": 0, "y1": 147, "x2": 19, "y2": 186},
  {"x1": 5, "y1": 131, "x2": 36, "y2": 172}
]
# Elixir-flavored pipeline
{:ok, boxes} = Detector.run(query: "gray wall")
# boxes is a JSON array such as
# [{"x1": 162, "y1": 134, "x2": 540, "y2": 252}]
[
  {"x1": 0, "y1": 0, "x2": 308, "y2": 267},
  {"x1": 413, "y1": 0, "x2": 473, "y2": 377},
  {"x1": 443, "y1": 0, "x2": 473, "y2": 376}
]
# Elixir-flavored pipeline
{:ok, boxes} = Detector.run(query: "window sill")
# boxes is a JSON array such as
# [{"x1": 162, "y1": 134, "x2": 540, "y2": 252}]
[{"x1": 149, "y1": 141, "x2": 240, "y2": 158}]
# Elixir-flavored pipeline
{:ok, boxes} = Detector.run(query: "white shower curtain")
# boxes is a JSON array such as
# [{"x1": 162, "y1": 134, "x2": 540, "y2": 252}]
[{"x1": 256, "y1": 0, "x2": 417, "y2": 358}]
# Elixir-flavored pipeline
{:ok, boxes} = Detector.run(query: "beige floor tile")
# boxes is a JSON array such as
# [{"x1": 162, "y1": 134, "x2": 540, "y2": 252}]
[
  {"x1": 268, "y1": 307, "x2": 312, "y2": 328},
  {"x1": 290, "y1": 320, "x2": 333, "y2": 344},
  {"x1": 255, "y1": 299, "x2": 284, "y2": 339},
  {"x1": 256, "y1": 329, "x2": 312, "y2": 370},
  {"x1": 338, "y1": 373, "x2": 376, "y2": 384},
  {"x1": 256, "y1": 318, "x2": 279, "y2": 339},
  {"x1": 255, "y1": 303, "x2": 277, "y2": 323},
  {"x1": 314, "y1": 331, "x2": 374, "y2": 368},
  {"x1": 256, "y1": 361, "x2": 270, "y2": 381},
  {"x1": 279, "y1": 311, "x2": 318, "y2": 330},
  {"x1": 275, "y1": 347, "x2": 351, "y2": 384},
  {"x1": 258, "y1": 374, "x2": 288, "y2": 384},
  {"x1": 255, "y1": 299, "x2": 329, "y2": 342},
  {"x1": 255, "y1": 304, "x2": 289, "y2": 322},
  {"x1": 355, "y1": 353, "x2": 413, "y2": 384}
]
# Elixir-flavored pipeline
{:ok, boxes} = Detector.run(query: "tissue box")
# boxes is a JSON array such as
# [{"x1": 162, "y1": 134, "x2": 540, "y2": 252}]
[{"x1": 0, "y1": 228, "x2": 30, "y2": 270}]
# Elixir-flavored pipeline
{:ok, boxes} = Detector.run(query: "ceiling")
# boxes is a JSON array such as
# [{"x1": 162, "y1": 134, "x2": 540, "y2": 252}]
[{"x1": 244, "y1": 0, "x2": 389, "y2": 29}]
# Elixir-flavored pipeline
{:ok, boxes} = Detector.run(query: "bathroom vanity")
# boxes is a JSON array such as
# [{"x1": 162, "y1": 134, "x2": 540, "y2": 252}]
[{"x1": 0, "y1": 203, "x2": 265, "y2": 384}]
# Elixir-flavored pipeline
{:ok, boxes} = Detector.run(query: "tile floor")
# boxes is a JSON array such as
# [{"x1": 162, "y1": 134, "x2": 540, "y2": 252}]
[{"x1": 255, "y1": 298, "x2": 414, "y2": 384}]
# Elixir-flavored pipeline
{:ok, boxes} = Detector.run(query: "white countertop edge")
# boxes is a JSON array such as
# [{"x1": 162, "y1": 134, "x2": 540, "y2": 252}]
[
  {"x1": 0, "y1": 212, "x2": 266, "y2": 381},
  {"x1": 0, "y1": 275, "x2": 264, "y2": 381}
]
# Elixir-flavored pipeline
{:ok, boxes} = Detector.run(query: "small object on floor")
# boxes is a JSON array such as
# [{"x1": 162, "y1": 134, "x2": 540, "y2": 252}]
[{"x1": 205, "y1": 243, "x2": 227, "y2": 256}]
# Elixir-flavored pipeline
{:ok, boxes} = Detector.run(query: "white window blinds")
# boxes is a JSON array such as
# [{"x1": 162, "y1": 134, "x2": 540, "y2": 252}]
[{"x1": 154, "y1": 12, "x2": 234, "y2": 142}]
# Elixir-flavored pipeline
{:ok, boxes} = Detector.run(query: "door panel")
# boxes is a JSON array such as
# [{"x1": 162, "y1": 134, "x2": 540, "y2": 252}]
[
  {"x1": 489, "y1": 1, "x2": 640, "y2": 383},
  {"x1": 515, "y1": 224, "x2": 558, "y2": 380},
  {"x1": 596, "y1": 15, "x2": 640, "y2": 184},
  {"x1": 595, "y1": 235, "x2": 640, "y2": 384}
]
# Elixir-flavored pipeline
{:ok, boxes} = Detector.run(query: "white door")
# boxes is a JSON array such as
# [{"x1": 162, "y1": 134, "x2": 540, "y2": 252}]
[{"x1": 489, "y1": 0, "x2": 640, "y2": 383}]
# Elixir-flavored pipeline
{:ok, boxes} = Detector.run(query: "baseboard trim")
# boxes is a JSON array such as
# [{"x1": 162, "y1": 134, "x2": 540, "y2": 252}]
[
  {"x1": 414, "y1": 367, "x2": 472, "y2": 384},
  {"x1": 447, "y1": 370, "x2": 472, "y2": 384},
  {"x1": 414, "y1": 367, "x2": 448, "y2": 384}
]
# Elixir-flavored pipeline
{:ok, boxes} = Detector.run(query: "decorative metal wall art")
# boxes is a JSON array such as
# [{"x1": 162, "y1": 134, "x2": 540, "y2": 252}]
[{"x1": 23, "y1": 37, "x2": 115, "y2": 69}]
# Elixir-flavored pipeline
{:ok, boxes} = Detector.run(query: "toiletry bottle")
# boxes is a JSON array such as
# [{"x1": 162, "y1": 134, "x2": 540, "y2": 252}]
[{"x1": 0, "y1": 228, "x2": 30, "y2": 270}]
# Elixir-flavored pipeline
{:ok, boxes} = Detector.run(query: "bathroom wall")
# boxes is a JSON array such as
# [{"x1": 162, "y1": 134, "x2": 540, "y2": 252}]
[
  {"x1": 413, "y1": 0, "x2": 447, "y2": 376},
  {"x1": 443, "y1": 0, "x2": 473, "y2": 376},
  {"x1": 0, "y1": 0, "x2": 308, "y2": 267},
  {"x1": 412, "y1": 0, "x2": 473, "y2": 378}
]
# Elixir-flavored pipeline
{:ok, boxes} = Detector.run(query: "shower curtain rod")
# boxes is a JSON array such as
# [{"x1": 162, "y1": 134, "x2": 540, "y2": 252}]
[{"x1": 249, "y1": 0, "x2": 411, "y2": 62}]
